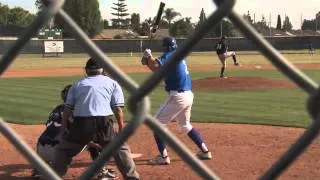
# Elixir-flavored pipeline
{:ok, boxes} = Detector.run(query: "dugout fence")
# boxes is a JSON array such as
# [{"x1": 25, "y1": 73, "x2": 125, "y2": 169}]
[{"x1": 0, "y1": 0, "x2": 319, "y2": 179}]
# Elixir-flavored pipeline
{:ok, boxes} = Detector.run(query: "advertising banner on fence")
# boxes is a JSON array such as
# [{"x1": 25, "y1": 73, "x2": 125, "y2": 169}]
[{"x1": 44, "y1": 41, "x2": 64, "y2": 53}]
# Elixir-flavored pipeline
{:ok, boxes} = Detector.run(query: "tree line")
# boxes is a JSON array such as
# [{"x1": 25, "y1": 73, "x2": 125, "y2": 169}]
[
  {"x1": 0, "y1": 1, "x2": 319, "y2": 38},
  {"x1": 0, "y1": 2, "x2": 35, "y2": 28}
]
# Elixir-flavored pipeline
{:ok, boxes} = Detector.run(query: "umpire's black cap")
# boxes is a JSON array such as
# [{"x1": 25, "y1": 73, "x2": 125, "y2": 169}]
[{"x1": 85, "y1": 58, "x2": 103, "y2": 69}]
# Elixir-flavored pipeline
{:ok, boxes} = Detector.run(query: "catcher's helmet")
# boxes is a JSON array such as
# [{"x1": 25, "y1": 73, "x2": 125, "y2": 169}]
[
  {"x1": 61, "y1": 84, "x2": 72, "y2": 102},
  {"x1": 162, "y1": 37, "x2": 177, "y2": 52}
]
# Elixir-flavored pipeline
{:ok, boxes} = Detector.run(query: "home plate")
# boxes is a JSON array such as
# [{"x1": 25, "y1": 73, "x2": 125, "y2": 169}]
[
  {"x1": 131, "y1": 153, "x2": 143, "y2": 159},
  {"x1": 255, "y1": 65, "x2": 262, "y2": 69}
]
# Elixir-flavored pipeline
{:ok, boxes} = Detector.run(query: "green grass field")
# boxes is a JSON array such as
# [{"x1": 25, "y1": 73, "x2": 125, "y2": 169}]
[{"x1": 1, "y1": 52, "x2": 319, "y2": 128}]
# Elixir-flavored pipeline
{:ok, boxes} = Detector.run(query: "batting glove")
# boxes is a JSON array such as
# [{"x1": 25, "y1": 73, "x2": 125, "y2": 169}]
[{"x1": 143, "y1": 49, "x2": 152, "y2": 58}]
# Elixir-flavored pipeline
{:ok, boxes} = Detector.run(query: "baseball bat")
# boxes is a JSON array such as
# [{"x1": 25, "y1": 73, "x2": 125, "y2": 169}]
[
  {"x1": 151, "y1": 2, "x2": 166, "y2": 33},
  {"x1": 148, "y1": 2, "x2": 166, "y2": 48}
]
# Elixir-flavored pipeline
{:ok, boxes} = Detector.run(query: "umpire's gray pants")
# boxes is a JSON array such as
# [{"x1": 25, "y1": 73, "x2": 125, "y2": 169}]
[{"x1": 52, "y1": 116, "x2": 139, "y2": 180}]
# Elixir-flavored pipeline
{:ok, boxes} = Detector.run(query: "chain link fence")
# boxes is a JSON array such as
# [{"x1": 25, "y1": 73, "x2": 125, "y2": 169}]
[{"x1": 0, "y1": 0, "x2": 319, "y2": 179}]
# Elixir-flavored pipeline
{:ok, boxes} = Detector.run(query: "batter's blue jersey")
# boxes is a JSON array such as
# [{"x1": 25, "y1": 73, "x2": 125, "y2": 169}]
[{"x1": 157, "y1": 50, "x2": 192, "y2": 92}]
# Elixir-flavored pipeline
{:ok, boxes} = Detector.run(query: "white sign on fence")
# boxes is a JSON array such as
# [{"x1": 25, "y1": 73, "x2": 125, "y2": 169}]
[{"x1": 44, "y1": 41, "x2": 64, "y2": 53}]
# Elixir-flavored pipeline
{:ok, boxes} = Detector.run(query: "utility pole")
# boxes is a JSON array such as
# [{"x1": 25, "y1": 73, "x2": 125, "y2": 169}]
[
  {"x1": 220, "y1": 20, "x2": 223, "y2": 37},
  {"x1": 316, "y1": 14, "x2": 318, "y2": 32},
  {"x1": 269, "y1": 14, "x2": 272, "y2": 37},
  {"x1": 300, "y1": 14, "x2": 303, "y2": 29}
]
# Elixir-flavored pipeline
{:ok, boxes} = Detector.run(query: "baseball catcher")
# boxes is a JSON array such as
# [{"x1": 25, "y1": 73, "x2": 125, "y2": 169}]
[
  {"x1": 31, "y1": 84, "x2": 117, "y2": 179},
  {"x1": 215, "y1": 35, "x2": 240, "y2": 78}
]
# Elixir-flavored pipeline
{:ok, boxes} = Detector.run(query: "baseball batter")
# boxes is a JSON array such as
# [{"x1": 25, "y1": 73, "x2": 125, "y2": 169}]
[
  {"x1": 142, "y1": 37, "x2": 212, "y2": 165},
  {"x1": 215, "y1": 35, "x2": 240, "y2": 78}
]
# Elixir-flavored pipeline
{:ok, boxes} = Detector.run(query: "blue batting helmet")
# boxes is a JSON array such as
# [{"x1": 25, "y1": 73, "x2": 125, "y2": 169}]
[{"x1": 162, "y1": 37, "x2": 177, "y2": 52}]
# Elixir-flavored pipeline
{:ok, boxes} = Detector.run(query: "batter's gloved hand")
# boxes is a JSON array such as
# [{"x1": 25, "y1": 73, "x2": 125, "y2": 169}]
[
  {"x1": 143, "y1": 49, "x2": 152, "y2": 58},
  {"x1": 141, "y1": 49, "x2": 152, "y2": 65}
]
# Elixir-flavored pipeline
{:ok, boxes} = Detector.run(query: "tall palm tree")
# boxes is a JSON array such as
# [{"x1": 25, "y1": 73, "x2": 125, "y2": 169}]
[{"x1": 162, "y1": 8, "x2": 181, "y2": 27}]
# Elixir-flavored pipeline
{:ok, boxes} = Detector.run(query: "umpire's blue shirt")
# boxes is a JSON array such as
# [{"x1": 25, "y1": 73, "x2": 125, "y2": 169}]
[
  {"x1": 65, "y1": 75, "x2": 124, "y2": 117},
  {"x1": 157, "y1": 50, "x2": 192, "y2": 92}
]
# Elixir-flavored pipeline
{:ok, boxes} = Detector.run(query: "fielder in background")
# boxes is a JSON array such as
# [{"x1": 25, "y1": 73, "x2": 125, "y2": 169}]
[
  {"x1": 215, "y1": 35, "x2": 240, "y2": 78},
  {"x1": 31, "y1": 84, "x2": 117, "y2": 179},
  {"x1": 141, "y1": 37, "x2": 212, "y2": 165},
  {"x1": 51, "y1": 58, "x2": 139, "y2": 179},
  {"x1": 308, "y1": 43, "x2": 314, "y2": 56}
]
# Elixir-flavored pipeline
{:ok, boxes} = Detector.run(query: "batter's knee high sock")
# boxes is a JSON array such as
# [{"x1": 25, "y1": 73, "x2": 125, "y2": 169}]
[
  {"x1": 154, "y1": 133, "x2": 168, "y2": 157},
  {"x1": 220, "y1": 67, "x2": 225, "y2": 77},
  {"x1": 88, "y1": 146, "x2": 100, "y2": 160},
  {"x1": 188, "y1": 128, "x2": 209, "y2": 152},
  {"x1": 232, "y1": 55, "x2": 237, "y2": 64}
]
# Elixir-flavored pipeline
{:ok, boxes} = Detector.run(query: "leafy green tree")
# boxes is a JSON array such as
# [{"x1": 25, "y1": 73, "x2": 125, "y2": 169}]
[
  {"x1": 243, "y1": 11, "x2": 253, "y2": 25},
  {"x1": 55, "y1": 0, "x2": 102, "y2": 37},
  {"x1": 209, "y1": 19, "x2": 233, "y2": 37},
  {"x1": 137, "y1": 18, "x2": 153, "y2": 36},
  {"x1": 302, "y1": 19, "x2": 316, "y2": 30},
  {"x1": 131, "y1": 13, "x2": 140, "y2": 32},
  {"x1": 254, "y1": 15, "x2": 269, "y2": 33},
  {"x1": 301, "y1": 12, "x2": 320, "y2": 31},
  {"x1": 282, "y1": 15, "x2": 292, "y2": 31},
  {"x1": 138, "y1": 19, "x2": 150, "y2": 36},
  {"x1": 162, "y1": 8, "x2": 181, "y2": 27},
  {"x1": 35, "y1": 0, "x2": 44, "y2": 10},
  {"x1": 169, "y1": 17, "x2": 194, "y2": 37},
  {"x1": 103, "y1": 19, "x2": 109, "y2": 29},
  {"x1": 276, "y1": 15, "x2": 281, "y2": 30},
  {"x1": 159, "y1": 19, "x2": 169, "y2": 28},
  {"x1": 0, "y1": 3, "x2": 10, "y2": 26},
  {"x1": 195, "y1": 8, "x2": 206, "y2": 30},
  {"x1": 7, "y1": 7, "x2": 35, "y2": 27},
  {"x1": 111, "y1": 0, "x2": 130, "y2": 28}
]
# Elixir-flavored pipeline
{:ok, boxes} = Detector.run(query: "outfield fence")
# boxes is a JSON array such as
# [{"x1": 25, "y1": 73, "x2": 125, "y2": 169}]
[
  {"x1": 0, "y1": 0, "x2": 320, "y2": 180},
  {"x1": 0, "y1": 36, "x2": 319, "y2": 54}
]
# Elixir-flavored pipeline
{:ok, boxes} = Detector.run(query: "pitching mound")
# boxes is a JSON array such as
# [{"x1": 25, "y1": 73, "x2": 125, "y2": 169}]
[{"x1": 193, "y1": 76, "x2": 296, "y2": 91}]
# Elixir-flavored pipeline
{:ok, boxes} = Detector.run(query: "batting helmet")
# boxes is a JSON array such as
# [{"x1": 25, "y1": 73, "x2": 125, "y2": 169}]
[
  {"x1": 162, "y1": 37, "x2": 177, "y2": 52},
  {"x1": 61, "y1": 84, "x2": 72, "y2": 102}
]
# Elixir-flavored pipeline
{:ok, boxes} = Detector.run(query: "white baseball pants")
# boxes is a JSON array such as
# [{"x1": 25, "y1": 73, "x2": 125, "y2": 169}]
[{"x1": 155, "y1": 90, "x2": 193, "y2": 132}]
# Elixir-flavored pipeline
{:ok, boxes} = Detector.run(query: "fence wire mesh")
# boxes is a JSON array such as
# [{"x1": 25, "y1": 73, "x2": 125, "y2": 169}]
[{"x1": 0, "y1": 0, "x2": 319, "y2": 180}]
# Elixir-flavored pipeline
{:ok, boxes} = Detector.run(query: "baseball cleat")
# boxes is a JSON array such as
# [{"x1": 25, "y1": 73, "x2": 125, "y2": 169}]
[
  {"x1": 196, "y1": 151, "x2": 212, "y2": 160},
  {"x1": 95, "y1": 167, "x2": 118, "y2": 180},
  {"x1": 149, "y1": 155, "x2": 171, "y2": 165},
  {"x1": 31, "y1": 169, "x2": 42, "y2": 179},
  {"x1": 234, "y1": 62, "x2": 241, "y2": 67}
]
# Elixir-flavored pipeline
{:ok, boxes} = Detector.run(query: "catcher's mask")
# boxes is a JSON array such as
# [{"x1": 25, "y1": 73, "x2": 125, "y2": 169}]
[{"x1": 61, "y1": 84, "x2": 72, "y2": 102}]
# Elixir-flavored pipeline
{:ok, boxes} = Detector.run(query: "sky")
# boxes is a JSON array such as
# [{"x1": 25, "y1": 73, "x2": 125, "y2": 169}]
[{"x1": 1, "y1": 0, "x2": 319, "y2": 30}]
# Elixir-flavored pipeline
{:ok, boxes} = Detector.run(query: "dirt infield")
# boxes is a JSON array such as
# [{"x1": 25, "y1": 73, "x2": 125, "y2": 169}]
[
  {"x1": 0, "y1": 63, "x2": 319, "y2": 179},
  {"x1": 1, "y1": 123, "x2": 320, "y2": 180},
  {"x1": 193, "y1": 76, "x2": 296, "y2": 91},
  {"x1": 2, "y1": 63, "x2": 320, "y2": 78}
]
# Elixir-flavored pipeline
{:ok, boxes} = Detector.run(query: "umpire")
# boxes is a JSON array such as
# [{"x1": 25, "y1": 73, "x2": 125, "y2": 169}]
[{"x1": 52, "y1": 58, "x2": 140, "y2": 179}]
